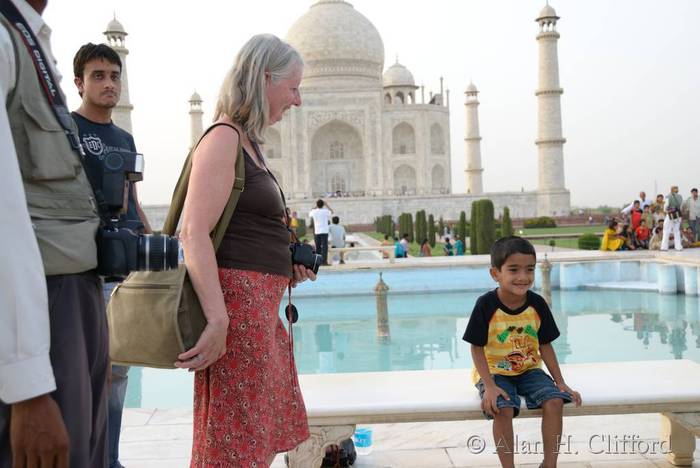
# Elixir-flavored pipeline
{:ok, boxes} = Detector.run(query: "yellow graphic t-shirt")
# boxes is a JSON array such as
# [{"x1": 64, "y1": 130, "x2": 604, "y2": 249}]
[{"x1": 463, "y1": 290, "x2": 560, "y2": 384}]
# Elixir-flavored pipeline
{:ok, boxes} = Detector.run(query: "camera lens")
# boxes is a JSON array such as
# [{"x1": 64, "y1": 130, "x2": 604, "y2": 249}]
[{"x1": 138, "y1": 234, "x2": 181, "y2": 271}]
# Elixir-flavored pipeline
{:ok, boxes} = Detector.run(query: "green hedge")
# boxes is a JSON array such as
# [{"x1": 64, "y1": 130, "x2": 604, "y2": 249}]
[
  {"x1": 578, "y1": 233, "x2": 601, "y2": 250},
  {"x1": 374, "y1": 215, "x2": 394, "y2": 238},
  {"x1": 501, "y1": 207, "x2": 513, "y2": 237},
  {"x1": 470, "y1": 199, "x2": 496, "y2": 254},
  {"x1": 523, "y1": 216, "x2": 557, "y2": 228},
  {"x1": 428, "y1": 214, "x2": 436, "y2": 247},
  {"x1": 457, "y1": 210, "x2": 468, "y2": 241}
]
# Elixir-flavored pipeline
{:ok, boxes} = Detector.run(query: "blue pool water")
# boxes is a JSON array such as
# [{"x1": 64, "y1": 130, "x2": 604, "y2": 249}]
[{"x1": 125, "y1": 289, "x2": 700, "y2": 408}]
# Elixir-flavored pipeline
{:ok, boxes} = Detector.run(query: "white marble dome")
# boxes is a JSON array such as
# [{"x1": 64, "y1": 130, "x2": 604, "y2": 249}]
[
  {"x1": 105, "y1": 17, "x2": 126, "y2": 34},
  {"x1": 383, "y1": 62, "x2": 415, "y2": 88},
  {"x1": 537, "y1": 4, "x2": 558, "y2": 20},
  {"x1": 465, "y1": 82, "x2": 478, "y2": 93},
  {"x1": 286, "y1": 0, "x2": 384, "y2": 84}
]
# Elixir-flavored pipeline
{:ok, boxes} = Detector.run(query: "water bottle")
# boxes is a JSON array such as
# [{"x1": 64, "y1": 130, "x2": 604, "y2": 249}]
[{"x1": 353, "y1": 427, "x2": 373, "y2": 455}]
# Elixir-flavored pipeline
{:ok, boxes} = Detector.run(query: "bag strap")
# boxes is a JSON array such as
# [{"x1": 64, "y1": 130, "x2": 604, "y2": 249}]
[{"x1": 162, "y1": 122, "x2": 245, "y2": 250}]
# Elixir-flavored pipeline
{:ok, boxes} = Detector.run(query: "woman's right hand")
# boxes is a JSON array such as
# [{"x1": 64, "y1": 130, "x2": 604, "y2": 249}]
[{"x1": 174, "y1": 316, "x2": 229, "y2": 371}]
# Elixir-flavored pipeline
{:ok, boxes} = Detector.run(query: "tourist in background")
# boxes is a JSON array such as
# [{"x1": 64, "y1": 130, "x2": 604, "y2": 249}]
[
  {"x1": 619, "y1": 224, "x2": 635, "y2": 250},
  {"x1": 328, "y1": 216, "x2": 346, "y2": 263},
  {"x1": 651, "y1": 194, "x2": 666, "y2": 223},
  {"x1": 642, "y1": 205, "x2": 654, "y2": 229},
  {"x1": 649, "y1": 225, "x2": 664, "y2": 250},
  {"x1": 661, "y1": 186, "x2": 683, "y2": 251},
  {"x1": 455, "y1": 235, "x2": 466, "y2": 256},
  {"x1": 601, "y1": 220, "x2": 624, "y2": 251},
  {"x1": 394, "y1": 236, "x2": 406, "y2": 258},
  {"x1": 419, "y1": 238, "x2": 432, "y2": 257},
  {"x1": 443, "y1": 237, "x2": 454, "y2": 256},
  {"x1": 381, "y1": 234, "x2": 392, "y2": 259},
  {"x1": 309, "y1": 199, "x2": 333, "y2": 265},
  {"x1": 400, "y1": 233, "x2": 410, "y2": 255},
  {"x1": 682, "y1": 188, "x2": 699, "y2": 242},
  {"x1": 177, "y1": 34, "x2": 314, "y2": 466},
  {"x1": 635, "y1": 219, "x2": 651, "y2": 249}
]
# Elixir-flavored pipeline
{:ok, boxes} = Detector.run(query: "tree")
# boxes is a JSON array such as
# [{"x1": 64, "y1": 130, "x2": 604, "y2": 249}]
[
  {"x1": 428, "y1": 214, "x2": 436, "y2": 247},
  {"x1": 438, "y1": 216, "x2": 445, "y2": 239},
  {"x1": 415, "y1": 210, "x2": 427, "y2": 244},
  {"x1": 458, "y1": 210, "x2": 468, "y2": 241},
  {"x1": 501, "y1": 207, "x2": 513, "y2": 238},
  {"x1": 475, "y1": 199, "x2": 496, "y2": 254},
  {"x1": 470, "y1": 202, "x2": 479, "y2": 254}
]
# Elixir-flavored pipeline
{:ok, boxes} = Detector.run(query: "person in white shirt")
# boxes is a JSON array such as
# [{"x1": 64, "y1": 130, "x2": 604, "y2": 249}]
[
  {"x1": 621, "y1": 191, "x2": 651, "y2": 216},
  {"x1": 1, "y1": 1, "x2": 108, "y2": 466},
  {"x1": 328, "y1": 216, "x2": 346, "y2": 263},
  {"x1": 661, "y1": 186, "x2": 684, "y2": 251},
  {"x1": 308, "y1": 199, "x2": 333, "y2": 265}
]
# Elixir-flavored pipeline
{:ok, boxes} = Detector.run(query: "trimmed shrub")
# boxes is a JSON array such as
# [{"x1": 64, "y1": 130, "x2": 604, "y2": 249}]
[
  {"x1": 458, "y1": 211, "x2": 468, "y2": 242},
  {"x1": 438, "y1": 216, "x2": 445, "y2": 239},
  {"x1": 578, "y1": 233, "x2": 601, "y2": 250},
  {"x1": 470, "y1": 202, "x2": 479, "y2": 254},
  {"x1": 501, "y1": 207, "x2": 513, "y2": 237},
  {"x1": 475, "y1": 199, "x2": 496, "y2": 254},
  {"x1": 415, "y1": 210, "x2": 428, "y2": 245},
  {"x1": 523, "y1": 216, "x2": 557, "y2": 229},
  {"x1": 428, "y1": 214, "x2": 436, "y2": 247}
]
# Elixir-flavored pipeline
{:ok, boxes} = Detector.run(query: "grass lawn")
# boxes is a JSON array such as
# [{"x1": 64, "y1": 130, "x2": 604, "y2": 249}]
[
  {"x1": 516, "y1": 224, "x2": 605, "y2": 236},
  {"x1": 365, "y1": 232, "x2": 454, "y2": 257}
]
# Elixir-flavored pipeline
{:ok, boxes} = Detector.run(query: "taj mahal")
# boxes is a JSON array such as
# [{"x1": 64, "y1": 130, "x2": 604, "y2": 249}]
[{"x1": 106, "y1": 0, "x2": 571, "y2": 224}]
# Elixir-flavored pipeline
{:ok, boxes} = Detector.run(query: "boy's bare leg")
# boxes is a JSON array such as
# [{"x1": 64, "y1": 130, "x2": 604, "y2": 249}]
[
  {"x1": 541, "y1": 398, "x2": 564, "y2": 468},
  {"x1": 493, "y1": 407, "x2": 515, "y2": 468}
]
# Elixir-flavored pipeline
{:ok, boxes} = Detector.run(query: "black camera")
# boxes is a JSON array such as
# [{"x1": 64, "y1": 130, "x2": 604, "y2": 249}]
[
  {"x1": 92, "y1": 150, "x2": 180, "y2": 279},
  {"x1": 290, "y1": 242, "x2": 322, "y2": 274}
]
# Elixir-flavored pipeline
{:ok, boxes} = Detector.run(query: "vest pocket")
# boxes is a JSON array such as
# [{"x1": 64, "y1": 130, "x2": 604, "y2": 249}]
[{"x1": 19, "y1": 97, "x2": 82, "y2": 181}]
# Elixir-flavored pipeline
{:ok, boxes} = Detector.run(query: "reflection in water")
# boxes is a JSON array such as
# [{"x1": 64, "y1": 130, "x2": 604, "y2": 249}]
[{"x1": 125, "y1": 290, "x2": 700, "y2": 408}]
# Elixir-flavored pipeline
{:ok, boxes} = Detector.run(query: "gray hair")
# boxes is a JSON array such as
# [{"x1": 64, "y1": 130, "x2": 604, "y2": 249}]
[{"x1": 214, "y1": 34, "x2": 303, "y2": 143}]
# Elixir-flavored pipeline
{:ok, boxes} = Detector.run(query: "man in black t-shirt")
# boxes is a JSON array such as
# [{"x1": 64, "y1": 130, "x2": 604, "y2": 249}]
[{"x1": 72, "y1": 43, "x2": 151, "y2": 468}]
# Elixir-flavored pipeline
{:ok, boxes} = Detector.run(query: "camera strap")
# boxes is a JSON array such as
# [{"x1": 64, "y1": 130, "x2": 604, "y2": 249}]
[{"x1": 0, "y1": 0, "x2": 86, "y2": 158}]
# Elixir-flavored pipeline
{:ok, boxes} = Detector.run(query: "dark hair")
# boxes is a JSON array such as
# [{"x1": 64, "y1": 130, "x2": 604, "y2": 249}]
[
  {"x1": 490, "y1": 236, "x2": 536, "y2": 269},
  {"x1": 421, "y1": 238, "x2": 428, "y2": 245},
  {"x1": 608, "y1": 220, "x2": 618, "y2": 229},
  {"x1": 621, "y1": 224, "x2": 630, "y2": 235},
  {"x1": 73, "y1": 43, "x2": 121, "y2": 79},
  {"x1": 692, "y1": 188, "x2": 698, "y2": 193},
  {"x1": 332, "y1": 216, "x2": 339, "y2": 224},
  {"x1": 633, "y1": 200, "x2": 640, "y2": 205},
  {"x1": 640, "y1": 219, "x2": 646, "y2": 225},
  {"x1": 384, "y1": 234, "x2": 389, "y2": 240},
  {"x1": 402, "y1": 233, "x2": 409, "y2": 239},
  {"x1": 316, "y1": 199, "x2": 324, "y2": 208}
]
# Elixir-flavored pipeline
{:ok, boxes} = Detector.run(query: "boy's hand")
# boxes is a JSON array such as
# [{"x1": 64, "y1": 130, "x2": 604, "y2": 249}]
[
  {"x1": 557, "y1": 382, "x2": 582, "y2": 407},
  {"x1": 481, "y1": 384, "x2": 510, "y2": 417}
]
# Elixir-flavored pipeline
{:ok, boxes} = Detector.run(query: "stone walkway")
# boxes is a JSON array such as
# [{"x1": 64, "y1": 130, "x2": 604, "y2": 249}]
[{"x1": 119, "y1": 410, "x2": 700, "y2": 467}]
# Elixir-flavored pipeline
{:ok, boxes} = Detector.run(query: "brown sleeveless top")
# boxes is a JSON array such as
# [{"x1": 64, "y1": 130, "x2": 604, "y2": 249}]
[{"x1": 216, "y1": 148, "x2": 292, "y2": 278}]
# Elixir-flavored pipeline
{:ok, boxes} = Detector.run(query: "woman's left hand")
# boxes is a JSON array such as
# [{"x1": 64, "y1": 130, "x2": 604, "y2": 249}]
[{"x1": 290, "y1": 264, "x2": 317, "y2": 288}]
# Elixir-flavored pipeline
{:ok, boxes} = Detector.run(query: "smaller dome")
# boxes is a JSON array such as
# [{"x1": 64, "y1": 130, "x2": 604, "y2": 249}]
[
  {"x1": 383, "y1": 62, "x2": 415, "y2": 88},
  {"x1": 537, "y1": 4, "x2": 558, "y2": 20},
  {"x1": 465, "y1": 82, "x2": 478, "y2": 93},
  {"x1": 189, "y1": 91, "x2": 202, "y2": 102},
  {"x1": 105, "y1": 16, "x2": 126, "y2": 34}
]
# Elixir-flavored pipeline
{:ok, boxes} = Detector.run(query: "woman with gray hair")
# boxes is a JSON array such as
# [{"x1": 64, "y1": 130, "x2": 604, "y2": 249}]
[{"x1": 177, "y1": 34, "x2": 313, "y2": 466}]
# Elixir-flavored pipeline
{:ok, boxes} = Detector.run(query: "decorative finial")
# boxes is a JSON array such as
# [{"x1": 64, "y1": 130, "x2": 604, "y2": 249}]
[{"x1": 395, "y1": 54, "x2": 399, "y2": 64}]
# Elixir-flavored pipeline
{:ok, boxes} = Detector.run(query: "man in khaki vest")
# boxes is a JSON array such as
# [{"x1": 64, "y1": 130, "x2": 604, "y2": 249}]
[{"x1": 0, "y1": 1, "x2": 108, "y2": 467}]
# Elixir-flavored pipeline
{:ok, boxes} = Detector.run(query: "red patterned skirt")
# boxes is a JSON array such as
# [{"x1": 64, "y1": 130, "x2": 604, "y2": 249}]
[{"x1": 191, "y1": 268, "x2": 309, "y2": 467}]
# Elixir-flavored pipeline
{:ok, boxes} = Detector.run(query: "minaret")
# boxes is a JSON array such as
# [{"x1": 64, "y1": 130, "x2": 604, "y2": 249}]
[
  {"x1": 188, "y1": 91, "x2": 203, "y2": 149},
  {"x1": 104, "y1": 15, "x2": 133, "y2": 133},
  {"x1": 535, "y1": 4, "x2": 570, "y2": 216},
  {"x1": 464, "y1": 82, "x2": 483, "y2": 194}
]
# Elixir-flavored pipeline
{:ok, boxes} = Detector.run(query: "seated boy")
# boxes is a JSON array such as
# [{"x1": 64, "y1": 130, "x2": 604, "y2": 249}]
[
  {"x1": 635, "y1": 219, "x2": 650, "y2": 249},
  {"x1": 463, "y1": 237, "x2": 582, "y2": 468}
]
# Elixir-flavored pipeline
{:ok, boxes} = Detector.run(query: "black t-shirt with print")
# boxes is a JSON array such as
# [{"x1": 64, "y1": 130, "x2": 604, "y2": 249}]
[
  {"x1": 463, "y1": 289, "x2": 560, "y2": 346},
  {"x1": 72, "y1": 112, "x2": 143, "y2": 232}
]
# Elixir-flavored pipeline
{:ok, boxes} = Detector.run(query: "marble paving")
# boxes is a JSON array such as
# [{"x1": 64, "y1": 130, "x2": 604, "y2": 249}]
[{"x1": 119, "y1": 410, "x2": 700, "y2": 467}]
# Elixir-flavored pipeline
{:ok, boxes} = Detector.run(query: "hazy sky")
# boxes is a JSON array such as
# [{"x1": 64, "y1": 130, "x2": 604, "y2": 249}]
[{"x1": 44, "y1": 0, "x2": 700, "y2": 208}]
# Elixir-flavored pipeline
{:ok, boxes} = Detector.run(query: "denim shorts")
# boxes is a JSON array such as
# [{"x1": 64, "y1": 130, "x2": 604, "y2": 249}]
[{"x1": 475, "y1": 368, "x2": 573, "y2": 419}]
